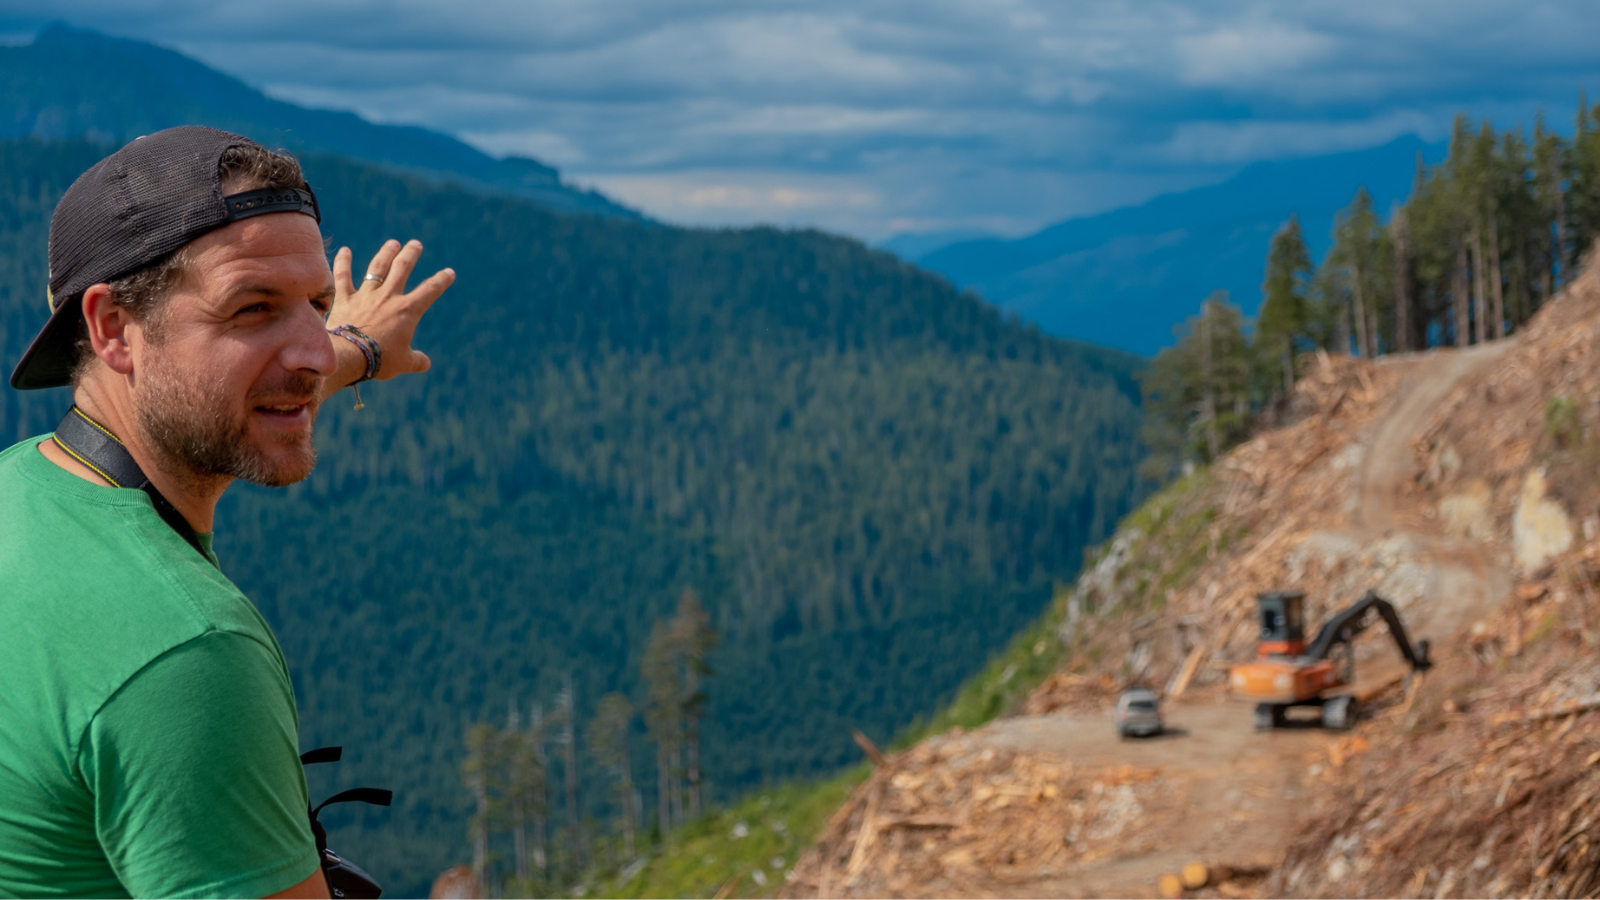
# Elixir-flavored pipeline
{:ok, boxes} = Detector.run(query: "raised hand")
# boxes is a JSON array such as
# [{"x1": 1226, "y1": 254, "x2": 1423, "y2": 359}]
[{"x1": 329, "y1": 239, "x2": 455, "y2": 383}]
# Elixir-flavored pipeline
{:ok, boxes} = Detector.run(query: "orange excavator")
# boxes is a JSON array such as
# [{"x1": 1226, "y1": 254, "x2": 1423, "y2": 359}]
[{"x1": 1229, "y1": 589, "x2": 1431, "y2": 731}]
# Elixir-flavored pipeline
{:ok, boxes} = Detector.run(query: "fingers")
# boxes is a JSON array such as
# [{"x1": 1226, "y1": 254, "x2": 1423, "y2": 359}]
[
  {"x1": 410, "y1": 349, "x2": 432, "y2": 374},
  {"x1": 364, "y1": 239, "x2": 403, "y2": 285},
  {"x1": 386, "y1": 239, "x2": 423, "y2": 292},
  {"x1": 333, "y1": 246, "x2": 354, "y2": 298},
  {"x1": 409, "y1": 267, "x2": 456, "y2": 313}
]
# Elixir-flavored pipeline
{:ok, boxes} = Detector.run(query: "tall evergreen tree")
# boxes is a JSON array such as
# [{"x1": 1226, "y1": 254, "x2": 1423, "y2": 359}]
[
  {"x1": 1323, "y1": 187, "x2": 1391, "y2": 357},
  {"x1": 504, "y1": 700, "x2": 533, "y2": 884},
  {"x1": 1257, "y1": 215, "x2": 1314, "y2": 393},
  {"x1": 1391, "y1": 203, "x2": 1414, "y2": 352},
  {"x1": 554, "y1": 674, "x2": 582, "y2": 869},
  {"x1": 588, "y1": 693, "x2": 637, "y2": 859},
  {"x1": 1568, "y1": 92, "x2": 1600, "y2": 268},
  {"x1": 1137, "y1": 293, "x2": 1252, "y2": 476},
  {"x1": 670, "y1": 589, "x2": 717, "y2": 819},
  {"x1": 1533, "y1": 114, "x2": 1569, "y2": 297},
  {"x1": 461, "y1": 723, "x2": 501, "y2": 885},
  {"x1": 640, "y1": 621, "x2": 682, "y2": 836}
]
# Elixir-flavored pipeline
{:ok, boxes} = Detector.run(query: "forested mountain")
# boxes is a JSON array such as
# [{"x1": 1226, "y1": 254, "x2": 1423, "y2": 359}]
[
  {"x1": 0, "y1": 23, "x2": 637, "y2": 219},
  {"x1": 0, "y1": 137, "x2": 1146, "y2": 894},
  {"x1": 910, "y1": 136, "x2": 1446, "y2": 354}
]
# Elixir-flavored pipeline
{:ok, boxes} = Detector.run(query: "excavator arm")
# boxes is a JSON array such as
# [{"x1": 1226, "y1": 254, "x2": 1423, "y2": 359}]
[{"x1": 1304, "y1": 590, "x2": 1431, "y2": 671}]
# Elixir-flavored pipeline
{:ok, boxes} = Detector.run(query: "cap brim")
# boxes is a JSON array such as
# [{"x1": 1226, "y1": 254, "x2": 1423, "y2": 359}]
[{"x1": 10, "y1": 298, "x2": 83, "y2": 390}]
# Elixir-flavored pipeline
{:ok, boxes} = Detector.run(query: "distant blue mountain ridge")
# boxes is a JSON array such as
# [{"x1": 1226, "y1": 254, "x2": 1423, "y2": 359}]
[
  {"x1": 0, "y1": 23, "x2": 639, "y2": 220},
  {"x1": 908, "y1": 136, "x2": 1448, "y2": 355},
  {"x1": 6, "y1": 22, "x2": 1446, "y2": 357}
]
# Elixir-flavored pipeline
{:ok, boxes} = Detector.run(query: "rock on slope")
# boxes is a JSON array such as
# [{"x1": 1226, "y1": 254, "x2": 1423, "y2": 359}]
[{"x1": 782, "y1": 255, "x2": 1600, "y2": 898}]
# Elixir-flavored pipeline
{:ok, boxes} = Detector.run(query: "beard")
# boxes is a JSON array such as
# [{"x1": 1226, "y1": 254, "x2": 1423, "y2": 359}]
[{"x1": 135, "y1": 355, "x2": 322, "y2": 489}]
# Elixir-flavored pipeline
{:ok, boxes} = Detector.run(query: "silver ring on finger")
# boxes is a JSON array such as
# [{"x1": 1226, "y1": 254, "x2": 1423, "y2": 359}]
[{"x1": 363, "y1": 273, "x2": 385, "y2": 286}]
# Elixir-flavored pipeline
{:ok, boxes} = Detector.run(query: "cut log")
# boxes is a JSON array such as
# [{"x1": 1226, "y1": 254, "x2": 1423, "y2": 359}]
[
  {"x1": 1521, "y1": 692, "x2": 1600, "y2": 724},
  {"x1": 712, "y1": 874, "x2": 740, "y2": 900},
  {"x1": 881, "y1": 815, "x2": 961, "y2": 829},
  {"x1": 1167, "y1": 644, "x2": 1207, "y2": 700},
  {"x1": 1181, "y1": 862, "x2": 1210, "y2": 889},
  {"x1": 851, "y1": 728, "x2": 889, "y2": 767},
  {"x1": 1158, "y1": 872, "x2": 1184, "y2": 898},
  {"x1": 843, "y1": 784, "x2": 883, "y2": 884}
]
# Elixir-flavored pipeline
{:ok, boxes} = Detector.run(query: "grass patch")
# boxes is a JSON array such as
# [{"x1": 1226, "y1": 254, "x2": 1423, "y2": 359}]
[
  {"x1": 891, "y1": 595, "x2": 1074, "y2": 749},
  {"x1": 586, "y1": 767, "x2": 865, "y2": 899}
]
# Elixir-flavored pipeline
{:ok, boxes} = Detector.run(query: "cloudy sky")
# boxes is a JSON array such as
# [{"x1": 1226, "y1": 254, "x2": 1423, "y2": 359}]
[{"x1": 3, "y1": 1, "x2": 1598, "y2": 241}]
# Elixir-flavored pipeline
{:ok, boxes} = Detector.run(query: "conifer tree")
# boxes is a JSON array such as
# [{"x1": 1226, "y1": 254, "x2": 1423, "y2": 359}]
[
  {"x1": 1257, "y1": 215, "x2": 1314, "y2": 393},
  {"x1": 461, "y1": 723, "x2": 501, "y2": 884},
  {"x1": 1323, "y1": 188, "x2": 1390, "y2": 357},
  {"x1": 1568, "y1": 92, "x2": 1600, "y2": 268},
  {"x1": 528, "y1": 702, "x2": 550, "y2": 874},
  {"x1": 589, "y1": 693, "x2": 638, "y2": 859},
  {"x1": 1391, "y1": 203, "x2": 1414, "y2": 352},
  {"x1": 1137, "y1": 293, "x2": 1251, "y2": 475},
  {"x1": 554, "y1": 674, "x2": 582, "y2": 869},
  {"x1": 640, "y1": 620, "x2": 682, "y2": 836},
  {"x1": 505, "y1": 699, "x2": 530, "y2": 884},
  {"x1": 671, "y1": 588, "x2": 717, "y2": 818},
  {"x1": 1533, "y1": 115, "x2": 1569, "y2": 296}
]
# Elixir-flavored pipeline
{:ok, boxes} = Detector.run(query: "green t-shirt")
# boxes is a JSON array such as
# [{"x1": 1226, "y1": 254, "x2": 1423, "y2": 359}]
[{"x1": 0, "y1": 435, "x2": 319, "y2": 898}]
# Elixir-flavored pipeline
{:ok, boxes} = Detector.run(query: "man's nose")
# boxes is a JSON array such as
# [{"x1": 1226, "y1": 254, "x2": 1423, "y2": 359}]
[{"x1": 283, "y1": 303, "x2": 338, "y2": 377}]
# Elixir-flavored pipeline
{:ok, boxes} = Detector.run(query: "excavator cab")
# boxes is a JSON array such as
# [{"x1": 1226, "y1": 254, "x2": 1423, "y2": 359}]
[{"x1": 1256, "y1": 591, "x2": 1306, "y2": 657}]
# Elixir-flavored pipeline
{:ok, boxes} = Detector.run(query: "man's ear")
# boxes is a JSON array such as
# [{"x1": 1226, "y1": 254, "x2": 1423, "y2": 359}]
[{"x1": 81, "y1": 284, "x2": 135, "y2": 377}]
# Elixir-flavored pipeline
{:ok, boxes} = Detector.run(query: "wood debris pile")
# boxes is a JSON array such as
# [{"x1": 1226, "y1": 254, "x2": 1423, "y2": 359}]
[
  {"x1": 781, "y1": 737, "x2": 1166, "y2": 899},
  {"x1": 1266, "y1": 261, "x2": 1600, "y2": 898},
  {"x1": 1274, "y1": 580, "x2": 1600, "y2": 898},
  {"x1": 1022, "y1": 671, "x2": 1119, "y2": 717}
]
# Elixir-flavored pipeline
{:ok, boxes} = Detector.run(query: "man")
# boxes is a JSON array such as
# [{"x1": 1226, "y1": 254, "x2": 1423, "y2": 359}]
[{"x1": 0, "y1": 126, "x2": 454, "y2": 897}]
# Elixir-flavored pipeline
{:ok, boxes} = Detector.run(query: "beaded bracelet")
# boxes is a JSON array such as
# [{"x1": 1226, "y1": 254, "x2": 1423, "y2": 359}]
[{"x1": 329, "y1": 325, "x2": 383, "y2": 410}]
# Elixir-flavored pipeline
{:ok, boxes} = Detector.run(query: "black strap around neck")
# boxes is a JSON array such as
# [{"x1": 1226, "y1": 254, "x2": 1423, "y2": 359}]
[{"x1": 53, "y1": 406, "x2": 209, "y2": 561}]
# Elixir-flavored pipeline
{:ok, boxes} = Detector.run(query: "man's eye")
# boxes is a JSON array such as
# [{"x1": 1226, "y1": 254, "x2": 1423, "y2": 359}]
[{"x1": 238, "y1": 302, "x2": 271, "y2": 316}]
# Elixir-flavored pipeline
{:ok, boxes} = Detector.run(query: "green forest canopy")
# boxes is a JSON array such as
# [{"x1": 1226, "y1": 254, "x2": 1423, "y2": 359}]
[{"x1": 0, "y1": 138, "x2": 1148, "y2": 894}]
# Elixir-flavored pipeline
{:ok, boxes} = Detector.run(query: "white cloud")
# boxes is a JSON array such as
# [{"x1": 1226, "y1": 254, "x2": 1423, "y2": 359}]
[
  {"x1": 459, "y1": 129, "x2": 590, "y2": 167},
  {"x1": 4, "y1": 0, "x2": 1599, "y2": 239},
  {"x1": 585, "y1": 170, "x2": 881, "y2": 224},
  {"x1": 1174, "y1": 22, "x2": 1338, "y2": 88}
]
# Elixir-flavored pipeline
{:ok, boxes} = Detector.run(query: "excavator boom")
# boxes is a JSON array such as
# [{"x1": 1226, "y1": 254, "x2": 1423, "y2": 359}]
[{"x1": 1304, "y1": 590, "x2": 1430, "y2": 671}]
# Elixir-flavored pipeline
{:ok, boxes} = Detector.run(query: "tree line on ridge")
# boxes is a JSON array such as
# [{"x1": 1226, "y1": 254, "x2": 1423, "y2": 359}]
[{"x1": 1143, "y1": 103, "x2": 1600, "y2": 476}]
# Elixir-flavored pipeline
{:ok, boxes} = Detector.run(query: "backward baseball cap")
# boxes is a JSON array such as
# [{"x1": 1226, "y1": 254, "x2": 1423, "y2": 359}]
[{"x1": 9, "y1": 125, "x2": 321, "y2": 391}]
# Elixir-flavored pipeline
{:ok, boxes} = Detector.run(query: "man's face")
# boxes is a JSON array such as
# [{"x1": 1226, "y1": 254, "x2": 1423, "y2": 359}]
[{"x1": 131, "y1": 212, "x2": 336, "y2": 488}]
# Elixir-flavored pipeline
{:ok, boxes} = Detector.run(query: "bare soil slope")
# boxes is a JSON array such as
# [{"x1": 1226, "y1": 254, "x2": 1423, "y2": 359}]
[{"x1": 784, "y1": 264, "x2": 1600, "y2": 899}]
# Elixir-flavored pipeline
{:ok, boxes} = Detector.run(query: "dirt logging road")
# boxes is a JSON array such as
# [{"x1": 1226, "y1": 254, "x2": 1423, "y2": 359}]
[{"x1": 783, "y1": 335, "x2": 1526, "y2": 899}]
